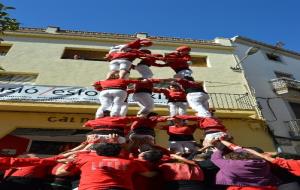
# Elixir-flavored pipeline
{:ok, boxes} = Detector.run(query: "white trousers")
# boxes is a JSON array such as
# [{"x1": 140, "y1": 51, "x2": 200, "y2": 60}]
[
  {"x1": 95, "y1": 89, "x2": 127, "y2": 118},
  {"x1": 187, "y1": 92, "x2": 212, "y2": 117},
  {"x1": 119, "y1": 102, "x2": 128, "y2": 116},
  {"x1": 132, "y1": 92, "x2": 154, "y2": 115},
  {"x1": 109, "y1": 59, "x2": 132, "y2": 71},
  {"x1": 168, "y1": 102, "x2": 188, "y2": 116},
  {"x1": 135, "y1": 64, "x2": 153, "y2": 79}
]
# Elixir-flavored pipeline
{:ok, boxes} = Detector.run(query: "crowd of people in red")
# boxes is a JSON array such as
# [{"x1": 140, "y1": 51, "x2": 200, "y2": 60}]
[{"x1": 1, "y1": 39, "x2": 300, "y2": 190}]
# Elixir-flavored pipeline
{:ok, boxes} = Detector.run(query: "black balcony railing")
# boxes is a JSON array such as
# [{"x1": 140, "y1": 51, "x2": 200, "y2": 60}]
[
  {"x1": 208, "y1": 93, "x2": 255, "y2": 110},
  {"x1": 285, "y1": 119, "x2": 300, "y2": 138},
  {"x1": 270, "y1": 78, "x2": 300, "y2": 94}
]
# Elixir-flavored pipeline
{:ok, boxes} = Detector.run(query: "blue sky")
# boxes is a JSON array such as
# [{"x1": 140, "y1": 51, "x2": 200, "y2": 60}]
[{"x1": 2, "y1": 0, "x2": 300, "y2": 52}]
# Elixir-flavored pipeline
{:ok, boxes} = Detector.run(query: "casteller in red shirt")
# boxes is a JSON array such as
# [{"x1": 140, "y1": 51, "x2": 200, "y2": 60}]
[
  {"x1": 106, "y1": 50, "x2": 148, "y2": 62},
  {"x1": 162, "y1": 123, "x2": 198, "y2": 136},
  {"x1": 158, "y1": 52, "x2": 191, "y2": 73},
  {"x1": 153, "y1": 87, "x2": 187, "y2": 102},
  {"x1": 271, "y1": 157, "x2": 300, "y2": 176},
  {"x1": 126, "y1": 38, "x2": 152, "y2": 50},
  {"x1": 175, "y1": 115, "x2": 227, "y2": 133},
  {"x1": 0, "y1": 156, "x2": 60, "y2": 171},
  {"x1": 93, "y1": 79, "x2": 140, "y2": 91},
  {"x1": 4, "y1": 155, "x2": 63, "y2": 178},
  {"x1": 65, "y1": 151, "x2": 149, "y2": 190}
]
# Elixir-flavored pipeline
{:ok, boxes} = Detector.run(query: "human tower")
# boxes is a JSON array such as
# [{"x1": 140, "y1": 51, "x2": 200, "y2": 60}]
[
  {"x1": 85, "y1": 38, "x2": 229, "y2": 153},
  {"x1": 1, "y1": 39, "x2": 300, "y2": 190}
]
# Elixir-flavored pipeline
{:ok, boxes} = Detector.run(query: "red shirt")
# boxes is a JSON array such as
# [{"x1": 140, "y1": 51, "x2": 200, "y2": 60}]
[
  {"x1": 199, "y1": 117, "x2": 227, "y2": 132},
  {"x1": 159, "y1": 162, "x2": 204, "y2": 181},
  {"x1": 138, "y1": 55, "x2": 163, "y2": 67},
  {"x1": 84, "y1": 116, "x2": 139, "y2": 129},
  {"x1": 163, "y1": 124, "x2": 197, "y2": 135},
  {"x1": 132, "y1": 160, "x2": 163, "y2": 190},
  {"x1": 130, "y1": 116, "x2": 168, "y2": 130},
  {"x1": 66, "y1": 152, "x2": 149, "y2": 190},
  {"x1": 133, "y1": 79, "x2": 160, "y2": 93},
  {"x1": 154, "y1": 88, "x2": 186, "y2": 102},
  {"x1": 160, "y1": 52, "x2": 191, "y2": 72},
  {"x1": 272, "y1": 158, "x2": 300, "y2": 176},
  {"x1": 227, "y1": 186, "x2": 277, "y2": 190},
  {"x1": 175, "y1": 115, "x2": 227, "y2": 132},
  {"x1": 108, "y1": 51, "x2": 146, "y2": 61},
  {"x1": 175, "y1": 78, "x2": 205, "y2": 93},
  {"x1": 133, "y1": 172, "x2": 164, "y2": 190},
  {"x1": 126, "y1": 39, "x2": 150, "y2": 49},
  {"x1": 1, "y1": 156, "x2": 62, "y2": 171},
  {"x1": 4, "y1": 156, "x2": 61, "y2": 178},
  {"x1": 0, "y1": 157, "x2": 43, "y2": 171},
  {"x1": 0, "y1": 157, "x2": 11, "y2": 171},
  {"x1": 93, "y1": 79, "x2": 140, "y2": 90}
]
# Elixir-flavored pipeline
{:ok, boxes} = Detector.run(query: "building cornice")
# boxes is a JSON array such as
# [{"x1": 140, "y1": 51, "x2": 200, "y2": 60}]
[
  {"x1": 1, "y1": 27, "x2": 234, "y2": 51},
  {"x1": 233, "y1": 36, "x2": 300, "y2": 59}
]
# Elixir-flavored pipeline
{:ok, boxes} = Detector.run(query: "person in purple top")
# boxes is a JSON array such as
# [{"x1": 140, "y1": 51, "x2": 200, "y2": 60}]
[{"x1": 210, "y1": 140, "x2": 279, "y2": 190}]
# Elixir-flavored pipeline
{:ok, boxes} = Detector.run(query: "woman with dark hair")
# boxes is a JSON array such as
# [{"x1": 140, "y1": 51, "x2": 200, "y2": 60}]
[{"x1": 211, "y1": 140, "x2": 279, "y2": 190}]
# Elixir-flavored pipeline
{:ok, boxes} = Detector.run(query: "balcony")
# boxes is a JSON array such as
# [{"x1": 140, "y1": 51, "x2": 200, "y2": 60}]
[
  {"x1": 208, "y1": 93, "x2": 255, "y2": 110},
  {"x1": 285, "y1": 119, "x2": 300, "y2": 139},
  {"x1": 270, "y1": 78, "x2": 300, "y2": 95}
]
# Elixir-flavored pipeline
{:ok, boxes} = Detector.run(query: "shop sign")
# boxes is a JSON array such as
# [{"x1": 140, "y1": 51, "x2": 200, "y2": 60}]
[{"x1": 47, "y1": 116, "x2": 91, "y2": 123}]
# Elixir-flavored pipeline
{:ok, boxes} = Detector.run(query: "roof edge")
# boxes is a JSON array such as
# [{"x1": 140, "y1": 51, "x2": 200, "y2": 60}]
[
  {"x1": 2, "y1": 26, "x2": 232, "y2": 48},
  {"x1": 233, "y1": 36, "x2": 300, "y2": 59}
]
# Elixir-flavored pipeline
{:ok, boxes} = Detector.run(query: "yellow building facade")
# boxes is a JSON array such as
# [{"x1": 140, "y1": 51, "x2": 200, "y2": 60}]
[{"x1": 0, "y1": 27, "x2": 275, "y2": 155}]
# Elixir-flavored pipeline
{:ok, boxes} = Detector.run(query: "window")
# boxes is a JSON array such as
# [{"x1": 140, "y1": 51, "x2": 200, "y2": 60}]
[
  {"x1": 274, "y1": 71, "x2": 295, "y2": 79},
  {"x1": 0, "y1": 72, "x2": 38, "y2": 84},
  {"x1": 29, "y1": 140, "x2": 80, "y2": 155},
  {"x1": 266, "y1": 53, "x2": 282, "y2": 62},
  {"x1": 0, "y1": 44, "x2": 12, "y2": 56},
  {"x1": 61, "y1": 47, "x2": 108, "y2": 61},
  {"x1": 289, "y1": 102, "x2": 300, "y2": 119},
  {"x1": 10, "y1": 128, "x2": 87, "y2": 155},
  {"x1": 190, "y1": 56, "x2": 207, "y2": 67}
]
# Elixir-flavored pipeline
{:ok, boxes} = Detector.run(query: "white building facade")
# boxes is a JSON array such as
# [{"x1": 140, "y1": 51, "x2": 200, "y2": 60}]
[{"x1": 232, "y1": 36, "x2": 300, "y2": 155}]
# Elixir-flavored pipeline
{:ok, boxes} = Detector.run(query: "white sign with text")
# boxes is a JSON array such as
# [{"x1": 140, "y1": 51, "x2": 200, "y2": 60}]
[{"x1": 0, "y1": 84, "x2": 168, "y2": 105}]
